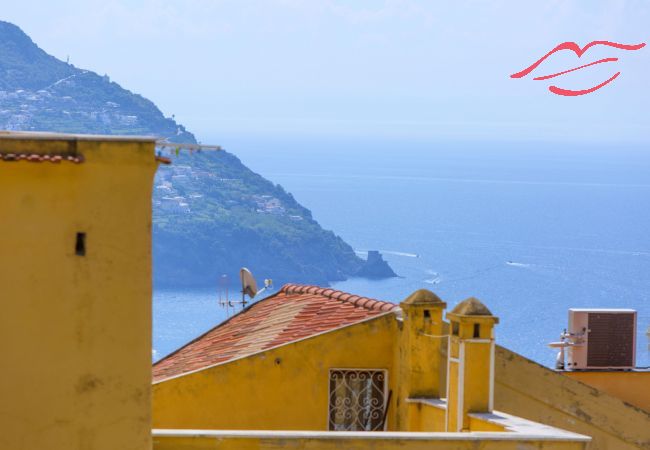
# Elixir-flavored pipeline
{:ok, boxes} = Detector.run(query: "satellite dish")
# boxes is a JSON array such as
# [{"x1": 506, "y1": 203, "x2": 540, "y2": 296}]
[{"x1": 240, "y1": 267, "x2": 258, "y2": 299}]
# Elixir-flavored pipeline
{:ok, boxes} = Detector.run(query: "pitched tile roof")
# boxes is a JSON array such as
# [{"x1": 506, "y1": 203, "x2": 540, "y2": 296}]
[{"x1": 153, "y1": 284, "x2": 398, "y2": 382}]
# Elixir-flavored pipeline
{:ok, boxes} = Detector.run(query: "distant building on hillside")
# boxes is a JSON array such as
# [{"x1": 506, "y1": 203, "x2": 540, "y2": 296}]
[
  {"x1": 253, "y1": 194, "x2": 287, "y2": 215},
  {"x1": 160, "y1": 195, "x2": 190, "y2": 213}
]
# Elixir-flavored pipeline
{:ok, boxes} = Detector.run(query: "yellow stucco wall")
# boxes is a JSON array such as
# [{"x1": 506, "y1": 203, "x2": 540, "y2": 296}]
[
  {"x1": 446, "y1": 335, "x2": 461, "y2": 432},
  {"x1": 467, "y1": 416, "x2": 508, "y2": 432},
  {"x1": 495, "y1": 346, "x2": 650, "y2": 450},
  {"x1": 563, "y1": 370, "x2": 650, "y2": 412},
  {"x1": 406, "y1": 402, "x2": 446, "y2": 432},
  {"x1": 0, "y1": 136, "x2": 158, "y2": 450},
  {"x1": 395, "y1": 300, "x2": 446, "y2": 430},
  {"x1": 153, "y1": 314, "x2": 398, "y2": 431}
]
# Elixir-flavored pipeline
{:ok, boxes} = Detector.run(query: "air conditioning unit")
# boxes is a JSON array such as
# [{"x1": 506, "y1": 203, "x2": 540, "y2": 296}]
[{"x1": 565, "y1": 309, "x2": 637, "y2": 370}]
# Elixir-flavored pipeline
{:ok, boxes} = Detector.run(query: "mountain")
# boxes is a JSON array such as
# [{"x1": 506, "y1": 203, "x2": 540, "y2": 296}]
[
  {"x1": 0, "y1": 22, "x2": 194, "y2": 140},
  {"x1": 0, "y1": 20, "x2": 375, "y2": 287},
  {"x1": 153, "y1": 151, "x2": 364, "y2": 286}
]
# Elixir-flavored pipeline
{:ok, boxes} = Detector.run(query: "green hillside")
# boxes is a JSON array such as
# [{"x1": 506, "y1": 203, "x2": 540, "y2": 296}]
[
  {"x1": 153, "y1": 151, "x2": 363, "y2": 286},
  {"x1": 0, "y1": 21, "x2": 194, "y2": 140},
  {"x1": 0, "y1": 20, "x2": 365, "y2": 287}
]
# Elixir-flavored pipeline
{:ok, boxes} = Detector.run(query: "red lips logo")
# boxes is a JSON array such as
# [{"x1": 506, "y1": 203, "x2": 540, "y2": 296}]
[{"x1": 511, "y1": 41, "x2": 646, "y2": 96}]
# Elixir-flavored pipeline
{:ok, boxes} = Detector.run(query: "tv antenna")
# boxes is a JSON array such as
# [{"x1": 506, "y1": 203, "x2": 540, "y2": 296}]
[
  {"x1": 218, "y1": 268, "x2": 273, "y2": 317},
  {"x1": 218, "y1": 274, "x2": 232, "y2": 315},
  {"x1": 239, "y1": 267, "x2": 273, "y2": 308}
]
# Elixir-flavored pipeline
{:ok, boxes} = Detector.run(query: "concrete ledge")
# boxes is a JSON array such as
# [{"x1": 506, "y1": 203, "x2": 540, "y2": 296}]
[
  {"x1": 469, "y1": 411, "x2": 589, "y2": 439},
  {"x1": 153, "y1": 428, "x2": 591, "y2": 442},
  {"x1": 405, "y1": 397, "x2": 588, "y2": 441},
  {"x1": 406, "y1": 397, "x2": 447, "y2": 410}
]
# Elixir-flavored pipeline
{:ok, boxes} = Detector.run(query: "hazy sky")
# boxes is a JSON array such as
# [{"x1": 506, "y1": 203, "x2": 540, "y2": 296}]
[{"x1": 5, "y1": 1, "x2": 650, "y2": 144}]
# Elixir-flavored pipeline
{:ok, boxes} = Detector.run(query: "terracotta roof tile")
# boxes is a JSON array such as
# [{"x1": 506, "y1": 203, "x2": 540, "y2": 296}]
[
  {"x1": 354, "y1": 298, "x2": 368, "y2": 307},
  {"x1": 0, "y1": 152, "x2": 84, "y2": 163},
  {"x1": 153, "y1": 283, "x2": 398, "y2": 382}
]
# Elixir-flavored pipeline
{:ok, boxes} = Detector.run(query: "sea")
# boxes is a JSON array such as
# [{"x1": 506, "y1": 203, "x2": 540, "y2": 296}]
[{"x1": 154, "y1": 136, "x2": 650, "y2": 368}]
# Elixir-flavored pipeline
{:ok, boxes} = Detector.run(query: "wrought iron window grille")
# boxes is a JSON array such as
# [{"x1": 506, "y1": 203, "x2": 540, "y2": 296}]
[{"x1": 328, "y1": 369, "x2": 387, "y2": 431}]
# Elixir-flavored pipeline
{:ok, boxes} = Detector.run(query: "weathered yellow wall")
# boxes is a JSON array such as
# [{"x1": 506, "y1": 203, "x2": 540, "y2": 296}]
[
  {"x1": 406, "y1": 401, "x2": 446, "y2": 432},
  {"x1": 153, "y1": 314, "x2": 398, "y2": 431},
  {"x1": 494, "y1": 346, "x2": 650, "y2": 450},
  {"x1": 0, "y1": 136, "x2": 157, "y2": 450},
  {"x1": 446, "y1": 334, "x2": 461, "y2": 432},
  {"x1": 563, "y1": 371, "x2": 650, "y2": 413},
  {"x1": 395, "y1": 299, "x2": 446, "y2": 430},
  {"x1": 467, "y1": 416, "x2": 508, "y2": 432},
  {"x1": 152, "y1": 431, "x2": 587, "y2": 450},
  {"x1": 463, "y1": 342, "x2": 491, "y2": 409}
]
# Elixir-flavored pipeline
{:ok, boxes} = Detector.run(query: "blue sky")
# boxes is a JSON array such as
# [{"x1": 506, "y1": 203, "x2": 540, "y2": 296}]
[{"x1": 5, "y1": 1, "x2": 650, "y2": 144}]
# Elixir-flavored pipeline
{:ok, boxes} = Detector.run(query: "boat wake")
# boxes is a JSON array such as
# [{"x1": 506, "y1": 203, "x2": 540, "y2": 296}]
[
  {"x1": 382, "y1": 250, "x2": 419, "y2": 258},
  {"x1": 506, "y1": 261, "x2": 532, "y2": 268},
  {"x1": 423, "y1": 270, "x2": 441, "y2": 284}
]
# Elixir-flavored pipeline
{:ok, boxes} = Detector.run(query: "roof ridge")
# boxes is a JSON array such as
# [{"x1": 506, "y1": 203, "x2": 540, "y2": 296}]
[{"x1": 280, "y1": 283, "x2": 397, "y2": 312}]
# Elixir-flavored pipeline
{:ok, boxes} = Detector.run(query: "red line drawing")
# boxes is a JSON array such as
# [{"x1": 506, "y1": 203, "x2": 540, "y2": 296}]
[
  {"x1": 549, "y1": 71, "x2": 620, "y2": 97},
  {"x1": 533, "y1": 58, "x2": 618, "y2": 81},
  {"x1": 510, "y1": 40, "x2": 645, "y2": 96}
]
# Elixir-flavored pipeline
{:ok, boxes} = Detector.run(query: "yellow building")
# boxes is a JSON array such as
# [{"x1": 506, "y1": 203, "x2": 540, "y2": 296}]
[
  {"x1": 152, "y1": 285, "x2": 650, "y2": 450},
  {"x1": 153, "y1": 285, "x2": 650, "y2": 450},
  {"x1": 0, "y1": 132, "x2": 162, "y2": 450}
]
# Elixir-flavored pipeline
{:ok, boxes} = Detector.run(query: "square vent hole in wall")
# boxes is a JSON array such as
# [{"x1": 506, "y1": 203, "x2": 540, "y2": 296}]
[{"x1": 75, "y1": 232, "x2": 86, "y2": 256}]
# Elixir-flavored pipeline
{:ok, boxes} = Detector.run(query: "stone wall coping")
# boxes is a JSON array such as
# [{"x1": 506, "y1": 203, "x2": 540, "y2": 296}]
[
  {"x1": 152, "y1": 427, "x2": 591, "y2": 442},
  {"x1": 403, "y1": 398, "x2": 590, "y2": 441}
]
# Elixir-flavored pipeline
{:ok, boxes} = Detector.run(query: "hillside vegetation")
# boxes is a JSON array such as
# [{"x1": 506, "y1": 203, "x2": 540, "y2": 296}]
[
  {"x1": 153, "y1": 151, "x2": 363, "y2": 286},
  {"x1": 0, "y1": 20, "x2": 365, "y2": 287}
]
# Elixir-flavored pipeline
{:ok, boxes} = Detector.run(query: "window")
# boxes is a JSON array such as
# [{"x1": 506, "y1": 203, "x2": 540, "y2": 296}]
[
  {"x1": 75, "y1": 232, "x2": 86, "y2": 256},
  {"x1": 328, "y1": 369, "x2": 387, "y2": 431},
  {"x1": 473, "y1": 323, "x2": 480, "y2": 338}
]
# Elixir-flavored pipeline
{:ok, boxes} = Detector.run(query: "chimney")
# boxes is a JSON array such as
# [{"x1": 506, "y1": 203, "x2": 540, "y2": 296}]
[
  {"x1": 445, "y1": 297, "x2": 498, "y2": 432},
  {"x1": 396, "y1": 289, "x2": 446, "y2": 429}
]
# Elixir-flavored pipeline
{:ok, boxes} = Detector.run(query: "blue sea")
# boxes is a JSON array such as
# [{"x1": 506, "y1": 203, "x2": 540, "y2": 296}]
[{"x1": 154, "y1": 137, "x2": 650, "y2": 368}]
